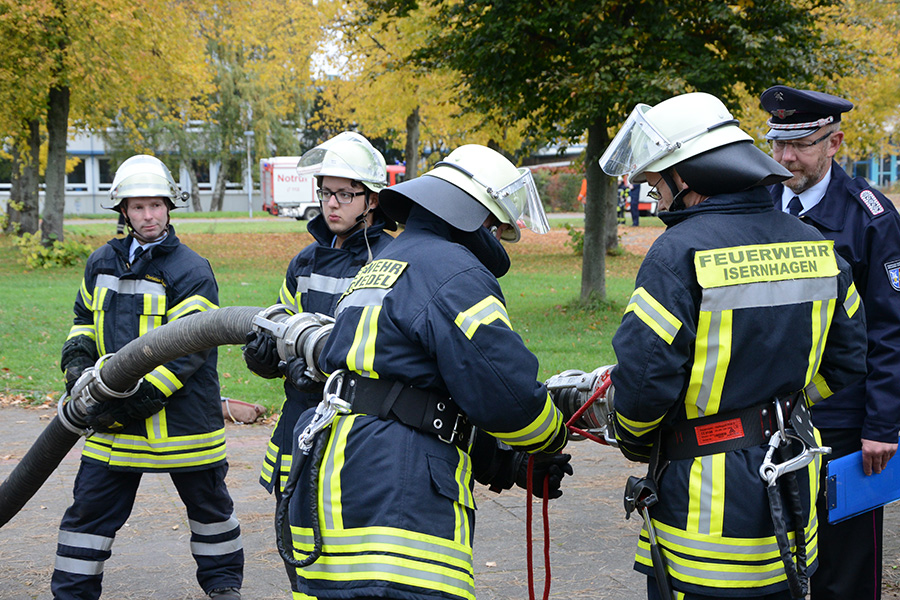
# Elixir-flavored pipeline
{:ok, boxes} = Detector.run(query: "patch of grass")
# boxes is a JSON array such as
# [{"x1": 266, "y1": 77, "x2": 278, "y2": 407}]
[{"x1": 0, "y1": 225, "x2": 644, "y2": 411}]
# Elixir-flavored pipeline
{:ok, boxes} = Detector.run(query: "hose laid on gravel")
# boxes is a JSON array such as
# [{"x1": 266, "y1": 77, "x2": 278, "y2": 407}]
[{"x1": 0, "y1": 306, "x2": 263, "y2": 528}]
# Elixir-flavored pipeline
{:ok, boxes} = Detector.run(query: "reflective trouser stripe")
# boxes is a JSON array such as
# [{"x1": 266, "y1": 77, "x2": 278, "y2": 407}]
[
  {"x1": 191, "y1": 535, "x2": 244, "y2": 556},
  {"x1": 190, "y1": 513, "x2": 240, "y2": 536},
  {"x1": 54, "y1": 555, "x2": 105, "y2": 576},
  {"x1": 58, "y1": 530, "x2": 114, "y2": 552}
]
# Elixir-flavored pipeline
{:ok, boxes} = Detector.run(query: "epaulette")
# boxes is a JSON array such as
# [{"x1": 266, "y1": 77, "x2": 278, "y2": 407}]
[{"x1": 858, "y1": 188, "x2": 886, "y2": 217}]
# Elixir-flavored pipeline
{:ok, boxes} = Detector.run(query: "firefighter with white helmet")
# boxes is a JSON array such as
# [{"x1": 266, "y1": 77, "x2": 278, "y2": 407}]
[
  {"x1": 598, "y1": 93, "x2": 868, "y2": 599},
  {"x1": 54, "y1": 155, "x2": 243, "y2": 599},
  {"x1": 241, "y1": 132, "x2": 397, "y2": 587},
  {"x1": 276, "y1": 143, "x2": 570, "y2": 599}
]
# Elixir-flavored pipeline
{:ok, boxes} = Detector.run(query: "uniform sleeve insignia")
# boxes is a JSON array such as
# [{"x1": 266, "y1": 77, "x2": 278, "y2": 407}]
[
  {"x1": 859, "y1": 190, "x2": 884, "y2": 216},
  {"x1": 886, "y1": 259, "x2": 900, "y2": 292}
]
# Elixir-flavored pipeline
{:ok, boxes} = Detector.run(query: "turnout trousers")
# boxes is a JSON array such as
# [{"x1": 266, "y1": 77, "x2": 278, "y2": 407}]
[
  {"x1": 51, "y1": 461, "x2": 243, "y2": 600},
  {"x1": 811, "y1": 428, "x2": 883, "y2": 600}
]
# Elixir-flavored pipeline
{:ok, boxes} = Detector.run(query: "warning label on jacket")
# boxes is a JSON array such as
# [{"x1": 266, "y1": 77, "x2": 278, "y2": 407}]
[
  {"x1": 695, "y1": 241, "x2": 839, "y2": 288},
  {"x1": 695, "y1": 418, "x2": 745, "y2": 446}
]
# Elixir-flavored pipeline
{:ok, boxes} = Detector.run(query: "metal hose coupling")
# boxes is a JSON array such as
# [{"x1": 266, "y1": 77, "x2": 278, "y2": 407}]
[
  {"x1": 250, "y1": 305, "x2": 334, "y2": 382},
  {"x1": 545, "y1": 365, "x2": 617, "y2": 445},
  {"x1": 57, "y1": 355, "x2": 143, "y2": 436}
]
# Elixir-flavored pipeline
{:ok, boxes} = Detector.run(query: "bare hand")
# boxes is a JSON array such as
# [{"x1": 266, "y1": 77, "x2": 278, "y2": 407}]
[{"x1": 861, "y1": 439, "x2": 897, "y2": 476}]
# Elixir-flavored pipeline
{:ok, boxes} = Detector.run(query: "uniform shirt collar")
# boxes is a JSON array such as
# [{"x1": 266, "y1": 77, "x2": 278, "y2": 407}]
[
  {"x1": 780, "y1": 166, "x2": 833, "y2": 215},
  {"x1": 129, "y1": 231, "x2": 167, "y2": 262}
]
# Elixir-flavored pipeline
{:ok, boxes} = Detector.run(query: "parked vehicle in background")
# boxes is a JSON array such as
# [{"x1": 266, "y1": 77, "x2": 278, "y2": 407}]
[{"x1": 261, "y1": 157, "x2": 406, "y2": 221}]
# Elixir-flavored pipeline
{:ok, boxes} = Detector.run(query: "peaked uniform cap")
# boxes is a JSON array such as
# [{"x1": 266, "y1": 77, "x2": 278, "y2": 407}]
[{"x1": 760, "y1": 85, "x2": 854, "y2": 140}]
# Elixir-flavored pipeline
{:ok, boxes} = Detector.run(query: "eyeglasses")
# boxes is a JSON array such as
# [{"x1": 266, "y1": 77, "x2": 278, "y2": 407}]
[
  {"x1": 769, "y1": 131, "x2": 834, "y2": 154},
  {"x1": 316, "y1": 188, "x2": 366, "y2": 204},
  {"x1": 647, "y1": 181, "x2": 662, "y2": 201}
]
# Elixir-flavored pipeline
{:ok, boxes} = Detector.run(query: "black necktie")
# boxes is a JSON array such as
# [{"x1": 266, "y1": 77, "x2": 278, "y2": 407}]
[
  {"x1": 132, "y1": 246, "x2": 144, "y2": 263},
  {"x1": 787, "y1": 196, "x2": 803, "y2": 217}
]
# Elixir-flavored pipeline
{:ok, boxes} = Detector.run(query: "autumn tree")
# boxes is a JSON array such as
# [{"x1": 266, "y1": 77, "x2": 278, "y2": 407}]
[
  {"x1": 314, "y1": 0, "x2": 526, "y2": 177},
  {"x1": 0, "y1": 0, "x2": 208, "y2": 243},
  {"x1": 399, "y1": 0, "x2": 857, "y2": 303}
]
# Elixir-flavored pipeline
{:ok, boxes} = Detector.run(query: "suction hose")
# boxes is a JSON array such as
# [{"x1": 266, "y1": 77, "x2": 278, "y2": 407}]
[{"x1": 0, "y1": 305, "x2": 263, "y2": 527}]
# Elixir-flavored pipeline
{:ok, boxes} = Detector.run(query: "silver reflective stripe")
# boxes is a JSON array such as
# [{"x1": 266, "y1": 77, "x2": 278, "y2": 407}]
[
  {"x1": 58, "y1": 530, "x2": 114, "y2": 552},
  {"x1": 112, "y1": 429, "x2": 226, "y2": 452},
  {"x1": 351, "y1": 307, "x2": 378, "y2": 378},
  {"x1": 190, "y1": 513, "x2": 240, "y2": 536},
  {"x1": 694, "y1": 311, "x2": 723, "y2": 417},
  {"x1": 191, "y1": 535, "x2": 243, "y2": 556},
  {"x1": 292, "y1": 529, "x2": 472, "y2": 565},
  {"x1": 455, "y1": 299, "x2": 510, "y2": 337},
  {"x1": 94, "y1": 274, "x2": 165, "y2": 296},
  {"x1": 55, "y1": 555, "x2": 105, "y2": 576},
  {"x1": 809, "y1": 300, "x2": 830, "y2": 376},
  {"x1": 844, "y1": 286, "x2": 860, "y2": 315},
  {"x1": 146, "y1": 368, "x2": 179, "y2": 395},
  {"x1": 335, "y1": 288, "x2": 391, "y2": 317},
  {"x1": 296, "y1": 274, "x2": 355, "y2": 296},
  {"x1": 493, "y1": 404, "x2": 558, "y2": 447},
  {"x1": 701, "y1": 277, "x2": 837, "y2": 311},
  {"x1": 628, "y1": 292, "x2": 680, "y2": 342},
  {"x1": 697, "y1": 455, "x2": 714, "y2": 535},
  {"x1": 300, "y1": 555, "x2": 475, "y2": 597}
]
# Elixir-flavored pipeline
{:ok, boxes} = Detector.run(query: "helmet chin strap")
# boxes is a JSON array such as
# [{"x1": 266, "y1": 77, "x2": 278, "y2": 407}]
[{"x1": 659, "y1": 170, "x2": 690, "y2": 212}]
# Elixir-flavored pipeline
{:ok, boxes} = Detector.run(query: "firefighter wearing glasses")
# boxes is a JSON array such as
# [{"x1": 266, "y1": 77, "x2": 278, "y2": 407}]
[
  {"x1": 275, "y1": 144, "x2": 572, "y2": 600},
  {"x1": 599, "y1": 93, "x2": 867, "y2": 599},
  {"x1": 241, "y1": 132, "x2": 396, "y2": 586},
  {"x1": 761, "y1": 85, "x2": 900, "y2": 600},
  {"x1": 54, "y1": 155, "x2": 243, "y2": 600}
]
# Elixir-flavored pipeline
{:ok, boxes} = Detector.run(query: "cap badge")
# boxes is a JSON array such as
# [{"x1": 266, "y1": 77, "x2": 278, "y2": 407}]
[{"x1": 773, "y1": 109, "x2": 795, "y2": 119}]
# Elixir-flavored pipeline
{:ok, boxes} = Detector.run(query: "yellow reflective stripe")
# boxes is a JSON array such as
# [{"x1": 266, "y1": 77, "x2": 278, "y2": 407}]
[
  {"x1": 95, "y1": 287, "x2": 109, "y2": 355},
  {"x1": 806, "y1": 299, "x2": 835, "y2": 387},
  {"x1": 145, "y1": 365, "x2": 182, "y2": 397},
  {"x1": 686, "y1": 455, "x2": 728, "y2": 536},
  {"x1": 148, "y1": 408, "x2": 167, "y2": 439},
  {"x1": 453, "y1": 448, "x2": 473, "y2": 547},
  {"x1": 487, "y1": 393, "x2": 562, "y2": 451},
  {"x1": 292, "y1": 592, "x2": 316, "y2": 600},
  {"x1": 167, "y1": 294, "x2": 217, "y2": 321},
  {"x1": 291, "y1": 525, "x2": 474, "y2": 600},
  {"x1": 79, "y1": 277, "x2": 93, "y2": 307},
  {"x1": 624, "y1": 287, "x2": 681, "y2": 345},
  {"x1": 67, "y1": 325, "x2": 96, "y2": 342},
  {"x1": 280, "y1": 453, "x2": 292, "y2": 492},
  {"x1": 685, "y1": 310, "x2": 732, "y2": 419},
  {"x1": 321, "y1": 415, "x2": 356, "y2": 531},
  {"x1": 804, "y1": 373, "x2": 833, "y2": 404},
  {"x1": 346, "y1": 306, "x2": 380, "y2": 378},
  {"x1": 84, "y1": 429, "x2": 227, "y2": 469},
  {"x1": 454, "y1": 296, "x2": 511, "y2": 340},
  {"x1": 844, "y1": 282, "x2": 860, "y2": 317},
  {"x1": 615, "y1": 411, "x2": 666, "y2": 439},
  {"x1": 280, "y1": 279, "x2": 300, "y2": 313},
  {"x1": 259, "y1": 440, "x2": 277, "y2": 485}
]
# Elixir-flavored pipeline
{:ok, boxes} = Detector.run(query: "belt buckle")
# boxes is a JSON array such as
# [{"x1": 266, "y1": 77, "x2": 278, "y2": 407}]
[{"x1": 438, "y1": 412, "x2": 469, "y2": 447}]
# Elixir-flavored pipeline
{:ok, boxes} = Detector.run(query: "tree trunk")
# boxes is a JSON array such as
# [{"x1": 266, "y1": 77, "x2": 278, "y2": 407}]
[
  {"x1": 605, "y1": 174, "x2": 620, "y2": 252},
  {"x1": 6, "y1": 120, "x2": 41, "y2": 235},
  {"x1": 182, "y1": 159, "x2": 202, "y2": 211},
  {"x1": 404, "y1": 107, "x2": 420, "y2": 179},
  {"x1": 580, "y1": 120, "x2": 610, "y2": 304},
  {"x1": 210, "y1": 156, "x2": 228, "y2": 212},
  {"x1": 41, "y1": 84, "x2": 69, "y2": 245}
]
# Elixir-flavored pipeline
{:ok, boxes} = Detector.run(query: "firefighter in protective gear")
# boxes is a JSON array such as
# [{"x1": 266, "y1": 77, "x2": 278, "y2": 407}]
[
  {"x1": 600, "y1": 93, "x2": 868, "y2": 599},
  {"x1": 282, "y1": 144, "x2": 569, "y2": 600},
  {"x1": 54, "y1": 155, "x2": 243, "y2": 600},
  {"x1": 241, "y1": 132, "x2": 396, "y2": 586}
]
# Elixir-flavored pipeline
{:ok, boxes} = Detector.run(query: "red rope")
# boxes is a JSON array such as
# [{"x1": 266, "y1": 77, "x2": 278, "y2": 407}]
[{"x1": 526, "y1": 375, "x2": 615, "y2": 600}]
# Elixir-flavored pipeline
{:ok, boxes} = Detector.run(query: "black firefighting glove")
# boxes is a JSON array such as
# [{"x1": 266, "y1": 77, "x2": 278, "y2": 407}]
[
  {"x1": 278, "y1": 356, "x2": 322, "y2": 392},
  {"x1": 60, "y1": 336, "x2": 99, "y2": 394},
  {"x1": 514, "y1": 451, "x2": 573, "y2": 499},
  {"x1": 242, "y1": 331, "x2": 282, "y2": 379},
  {"x1": 85, "y1": 380, "x2": 168, "y2": 433}
]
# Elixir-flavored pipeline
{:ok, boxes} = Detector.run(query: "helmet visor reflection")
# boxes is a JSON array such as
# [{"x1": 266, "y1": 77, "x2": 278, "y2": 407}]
[
  {"x1": 494, "y1": 168, "x2": 549, "y2": 235},
  {"x1": 599, "y1": 104, "x2": 673, "y2": 177}
]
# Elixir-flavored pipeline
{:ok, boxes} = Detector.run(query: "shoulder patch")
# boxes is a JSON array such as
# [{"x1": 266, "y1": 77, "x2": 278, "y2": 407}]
[
  {"x1": 886, "y1": 260, "x2": 900, "y2": 292},
  {"x1": 859, "y1": 190, "x2": 885, "y2": 216}
]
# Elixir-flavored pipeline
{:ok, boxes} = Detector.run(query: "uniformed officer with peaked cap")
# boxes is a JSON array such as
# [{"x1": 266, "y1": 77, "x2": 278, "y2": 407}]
[{"x1": 760, "y1": 84, "x2": 900, "y2": 600}]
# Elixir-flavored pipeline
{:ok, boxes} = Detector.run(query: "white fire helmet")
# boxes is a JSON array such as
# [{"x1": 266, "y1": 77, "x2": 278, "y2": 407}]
[
  {"x1": 599, "y1": 92, "x2": 753, "y2": 183},
  {"x1": 296, "y1": 132, "x2": 388, "y2": 193},
  {"x1": 103, "y1": 155, "x2": 188, "y2": 211},
  {"x1": 426, "y1": 145, "x2": 549, "y2": 242}
]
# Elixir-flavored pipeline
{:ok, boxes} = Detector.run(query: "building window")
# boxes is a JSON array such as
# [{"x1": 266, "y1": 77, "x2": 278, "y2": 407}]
[
  {"x1": 66, "y1": 158, "x2": 87, "y2": 192},
  {"x1": 98, "y1": 158, "x2": 113, "y2": 190}
]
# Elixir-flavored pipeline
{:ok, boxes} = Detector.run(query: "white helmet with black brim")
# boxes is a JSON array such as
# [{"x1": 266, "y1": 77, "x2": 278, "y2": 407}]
[{"x1": 103, "y1": 155, "x2": 188, "y2": 211}]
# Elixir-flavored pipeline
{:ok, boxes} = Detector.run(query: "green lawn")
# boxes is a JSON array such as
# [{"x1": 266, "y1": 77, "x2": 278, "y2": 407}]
[{"x1": 0, "y1": 219, "x2": 643, "y2": 412}]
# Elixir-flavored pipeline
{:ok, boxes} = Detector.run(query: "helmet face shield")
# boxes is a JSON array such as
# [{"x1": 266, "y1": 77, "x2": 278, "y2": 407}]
[
  {"x1": 494, "y1": 168, "x2": 550, "y2": 236},
  {"x1": 599, "y1": 105, "x2": 672, "y2": 177}
]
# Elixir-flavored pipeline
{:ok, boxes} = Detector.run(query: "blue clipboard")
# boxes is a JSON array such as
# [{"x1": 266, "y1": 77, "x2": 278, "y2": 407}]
[{"x1": 826, "y1": 450, "x2": 900, "y2": 524}]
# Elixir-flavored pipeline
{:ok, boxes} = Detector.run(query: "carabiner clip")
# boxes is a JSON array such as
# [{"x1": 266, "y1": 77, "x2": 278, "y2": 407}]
[{"x1": 296, "y1": 370, "x2": 352, "y2": 455}]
